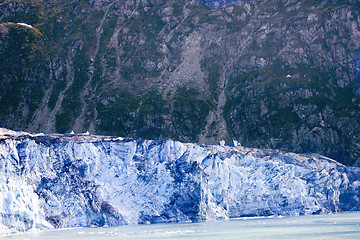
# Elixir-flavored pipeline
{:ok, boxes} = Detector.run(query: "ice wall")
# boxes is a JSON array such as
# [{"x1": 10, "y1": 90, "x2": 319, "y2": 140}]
[{"x1": 0, "y1": 129, "x2": 359, "y2": 234}]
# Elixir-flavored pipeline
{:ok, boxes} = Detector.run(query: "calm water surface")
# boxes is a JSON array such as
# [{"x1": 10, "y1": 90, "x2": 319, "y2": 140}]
[{"x1": 2, "y1": 212, "x2": 360, "y2": 240}]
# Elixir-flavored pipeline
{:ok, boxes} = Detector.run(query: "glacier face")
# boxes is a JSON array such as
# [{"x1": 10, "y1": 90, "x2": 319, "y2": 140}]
[{"x1": 0, "y1": 129, "x2": 360, "y2": 234}]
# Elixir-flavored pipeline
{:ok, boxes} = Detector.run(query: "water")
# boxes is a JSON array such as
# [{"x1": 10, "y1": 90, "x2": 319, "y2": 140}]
[{"x1": 2, "y1": 212, "x2": 360, "y2": 240}]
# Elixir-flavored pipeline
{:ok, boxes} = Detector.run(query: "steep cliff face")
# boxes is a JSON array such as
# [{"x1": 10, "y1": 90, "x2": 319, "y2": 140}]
[
  {"x1": 0, "y1": 128, "x2": 360, "y2": 234},
  {"x1": 0, "y1": 0, "x2": 360, "y2": 165}
]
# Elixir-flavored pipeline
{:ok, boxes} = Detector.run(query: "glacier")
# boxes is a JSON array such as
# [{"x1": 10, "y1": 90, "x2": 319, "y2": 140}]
[{"x1": 0, "y1": 128, "x2": 360, "y2": 234}]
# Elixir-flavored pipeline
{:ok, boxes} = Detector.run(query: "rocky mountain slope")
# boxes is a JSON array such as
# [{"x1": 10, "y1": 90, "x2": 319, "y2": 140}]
[
  {"x1": 0, "y1": 128, "x2": 359, "y2": 234},
  {"x1": 1, "y1": 0, "x2": 360, "y2": 165}
]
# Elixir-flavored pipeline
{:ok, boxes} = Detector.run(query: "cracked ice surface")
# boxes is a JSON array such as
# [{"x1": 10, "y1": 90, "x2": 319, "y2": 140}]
[{"x1": 0, "y1": 129, "x2": 359, "y2": 234}]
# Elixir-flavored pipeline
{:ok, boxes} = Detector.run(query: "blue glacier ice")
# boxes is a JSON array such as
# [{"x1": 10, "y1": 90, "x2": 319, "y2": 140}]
[{"x1": 0, "y1": 128, "x2": 359, "y2": 234}]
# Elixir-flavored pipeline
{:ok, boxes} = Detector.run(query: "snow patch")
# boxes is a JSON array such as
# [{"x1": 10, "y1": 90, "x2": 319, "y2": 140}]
[{"x1": 17, "y1": 23, "x2": 34, "y2": 29}]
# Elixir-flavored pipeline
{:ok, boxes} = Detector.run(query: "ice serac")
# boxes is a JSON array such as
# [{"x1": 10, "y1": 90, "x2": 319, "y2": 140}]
[{"x1": 0, "y1": 128, "x2": 360, "y2": 234}]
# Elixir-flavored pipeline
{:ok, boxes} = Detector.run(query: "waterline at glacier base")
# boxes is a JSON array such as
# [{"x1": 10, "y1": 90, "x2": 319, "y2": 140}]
[{"x1": 3, "y1": 212, "x2": 360, "y2": 240}]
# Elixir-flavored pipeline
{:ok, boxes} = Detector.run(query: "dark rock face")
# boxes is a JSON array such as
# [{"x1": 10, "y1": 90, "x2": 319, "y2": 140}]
[
  {"x1": 355, "y1": 46, "x2": 360, "y2": 93},
  {"x1": 0, "y1": 0, "x2": 360, "y2": 165},
  {"x1": 200, "y1": 0, "x2": 252, "y2": 8}
]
